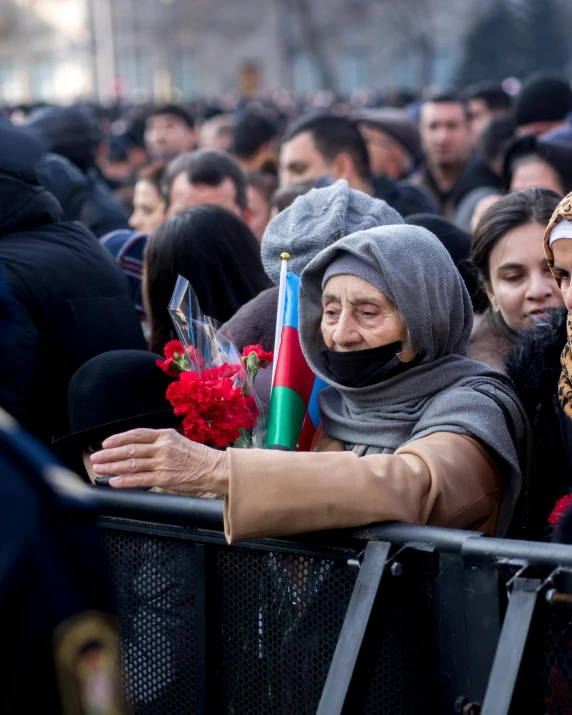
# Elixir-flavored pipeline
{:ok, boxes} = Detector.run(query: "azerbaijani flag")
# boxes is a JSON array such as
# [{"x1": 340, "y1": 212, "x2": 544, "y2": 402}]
[{"x1": 266, "y1": 270, "x2": 327, "y2": 451}]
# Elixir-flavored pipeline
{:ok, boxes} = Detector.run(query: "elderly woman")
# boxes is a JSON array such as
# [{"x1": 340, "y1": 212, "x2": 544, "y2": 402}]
[{"x1": 91, "y1": 225, "x2": 529, "y2": 541}]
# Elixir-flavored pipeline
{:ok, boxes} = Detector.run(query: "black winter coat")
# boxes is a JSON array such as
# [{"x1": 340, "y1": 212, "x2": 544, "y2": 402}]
[
  {"x1": 506, "y1": 308, "x2": 569, "y2": 538},
  {"x1": 0, "y1": 171, "x2": 146, "y2": 445},
  {"x1": 372, "y1": 173, "x2": 439, "y2": 217}
]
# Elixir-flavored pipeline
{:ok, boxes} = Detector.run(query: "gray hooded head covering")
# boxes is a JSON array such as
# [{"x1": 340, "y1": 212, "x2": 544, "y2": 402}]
[
  {"x1": 261, "y1": 179, "x2": 403, "y2": 284},
  {"x1": 299, "y1": 225, "x2": 531, "y2": 537}
]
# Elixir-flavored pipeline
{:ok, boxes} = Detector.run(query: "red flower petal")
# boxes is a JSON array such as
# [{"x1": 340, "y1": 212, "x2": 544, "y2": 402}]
[
  {"x1": 549, "y1": 494, "x2": 572, "y2": 525},
  {"x1": 242, "y1": 344, "x2": 274, "y2": 365}
]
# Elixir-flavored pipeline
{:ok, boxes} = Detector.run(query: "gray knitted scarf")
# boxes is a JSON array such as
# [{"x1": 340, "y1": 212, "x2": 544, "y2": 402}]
[{"x1": 299, "y1": 225, "x2": 532, "y2": 537}]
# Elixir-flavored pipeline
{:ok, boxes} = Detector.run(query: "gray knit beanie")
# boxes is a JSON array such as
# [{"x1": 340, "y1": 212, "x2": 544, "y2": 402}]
[
  {"x1": 321, "y1": 253, "x2": 396, "y2": 304},
  {"x1": 261, "y1": 179, "x2": 404, "y2": 284}
]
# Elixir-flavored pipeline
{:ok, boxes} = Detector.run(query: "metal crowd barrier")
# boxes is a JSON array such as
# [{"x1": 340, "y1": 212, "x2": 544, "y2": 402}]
[{"x1": 93, "y1": 489, "x2": 572, "y2": 715}]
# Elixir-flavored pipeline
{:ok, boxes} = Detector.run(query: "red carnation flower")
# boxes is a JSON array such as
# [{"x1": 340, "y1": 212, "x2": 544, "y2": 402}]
[
  {"x1": 242, "y1": 344, "x2": 274, "y2": 366},
  {"x1": 165, "y1": 367, "x2": 259, "y2": 447},
  {"x1": 157, "y1": 340, "x2": 205, "y2": 376},
  {"x1": 549, "y1": 494, "x2": 572, "y2": 526},
  {"x1": 164, "y1": 340, "x2": 185, "y2": 359}
]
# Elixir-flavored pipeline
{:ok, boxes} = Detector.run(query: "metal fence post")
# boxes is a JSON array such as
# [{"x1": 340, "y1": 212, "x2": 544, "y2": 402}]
[
  {"x1": 316, "y1": 540, "x2": 391, "y2": 715},
  {"x1": 481, "y1": 577, "x2": 540, "y2": 715}
]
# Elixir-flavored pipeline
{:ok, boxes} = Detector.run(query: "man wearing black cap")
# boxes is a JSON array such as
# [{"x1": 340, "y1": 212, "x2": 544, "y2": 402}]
[
  {"x1": 0, "y1": 117, "x2": 146, "y2": 446},
  {"x1": 145, "y1": 104, "x2": 197, "y2": 161},
  {"x1": 515, "y1": 73, "x2": 572, "y2": 137}
]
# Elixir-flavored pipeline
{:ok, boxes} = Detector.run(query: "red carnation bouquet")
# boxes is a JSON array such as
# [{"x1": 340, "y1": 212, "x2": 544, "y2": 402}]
[{"x1": 156, "y1": 276, "x2": 272, "y2": 449}]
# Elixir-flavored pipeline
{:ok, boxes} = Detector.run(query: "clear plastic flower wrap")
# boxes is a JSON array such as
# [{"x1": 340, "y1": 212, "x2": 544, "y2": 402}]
[{"x1": 155, "y1": 275, "x2": 270, "y2": 449}]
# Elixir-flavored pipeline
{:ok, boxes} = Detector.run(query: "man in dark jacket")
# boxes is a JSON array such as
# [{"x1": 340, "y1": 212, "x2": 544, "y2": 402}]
[
  {"x1": 279, "y1": 113, "x2": 438, "y2": 217},
  {"x1": 24, "y1": 105, "x2": 129, "y2": 237},
  {"x1": 0, "y1": 120, "x2": 146, "y2": 445}
]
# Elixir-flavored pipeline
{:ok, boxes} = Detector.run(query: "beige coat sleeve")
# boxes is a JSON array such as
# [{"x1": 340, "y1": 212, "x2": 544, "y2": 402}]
[{"x1": 223, "y1": 432, "x2": 501, "y2": 544}]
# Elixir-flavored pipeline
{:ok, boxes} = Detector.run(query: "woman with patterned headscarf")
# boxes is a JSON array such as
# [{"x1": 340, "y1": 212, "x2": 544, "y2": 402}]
[{"x1": 536, "y1": 194, "x2": 572, "y2": 541}]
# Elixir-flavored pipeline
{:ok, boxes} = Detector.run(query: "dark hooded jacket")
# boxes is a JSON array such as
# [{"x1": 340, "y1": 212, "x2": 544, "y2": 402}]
[
  {"x1": 412, "y1": 157, "x2": 503, "y2": 219},
  {"x1": 371, "y1": 173, "x2": 439, "y2": 217},
  {"x1": 25, "y1": 106, "x2": 129, "y2": 237},
  {"x1": 506, "y1": 308, "x2": 570, "y2": 539},
  {"x1": 0, "y1": 123, "x2": 146, "y2": 445}
]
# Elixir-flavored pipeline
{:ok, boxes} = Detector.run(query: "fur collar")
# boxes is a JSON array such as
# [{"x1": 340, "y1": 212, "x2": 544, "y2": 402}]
[{"x1": 505, "y1": 308, "x2": 567, "y2": 414}]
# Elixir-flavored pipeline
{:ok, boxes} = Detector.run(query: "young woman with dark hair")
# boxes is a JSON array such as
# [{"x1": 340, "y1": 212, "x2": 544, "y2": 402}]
[
  {"x1": 468, "y1": 188, "x2": 563, "y2": 370},
  {"x1": 129, "y1": 161, "x2": 167, "y2": 235},
  {"x1": 144, "y1": 204, "x2": 272, "y2": 354}
]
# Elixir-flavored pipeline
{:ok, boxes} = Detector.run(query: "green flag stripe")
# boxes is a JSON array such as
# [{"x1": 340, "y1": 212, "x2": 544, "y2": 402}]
[{"x1": 266, "y1": 386, "x2": 307, "y2": 451}]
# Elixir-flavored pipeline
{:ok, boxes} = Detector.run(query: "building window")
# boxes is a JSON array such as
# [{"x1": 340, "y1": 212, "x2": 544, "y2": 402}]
[
  {"x1": 0, "y1": 61, "x2": 19, "y2": 104},
  {"x1": 396, "y1": 53, "x2": 416, "y2": 90},
  {"x1": 172, "y1": 52, "x2": 200, "y2": 100},
  {"x1": 430, "y1": 50, "x2": 454, "y2": 87},
  {"x1": 339, "y1": 50, "x2": 368, "y2": 94},
  {"x1": 293, "y1": 52, "x2": 321, "y2": 93},
  {"x1": 117, "y1": 52, "x2": 150, "y2": 99},
  {"x1": 31, "y1": 57, "x2": 54, "y2": 101}
]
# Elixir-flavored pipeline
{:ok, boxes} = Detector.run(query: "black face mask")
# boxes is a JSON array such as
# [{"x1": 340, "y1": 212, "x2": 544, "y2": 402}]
[{"x1": 322, "y1": 342, "x2": 414, "y2": 388}]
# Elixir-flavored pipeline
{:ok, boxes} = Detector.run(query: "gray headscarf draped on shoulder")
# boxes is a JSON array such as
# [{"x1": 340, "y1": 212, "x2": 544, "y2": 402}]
[{"x1": 299, "y1": 225, "x2": 532, "y2": 537}]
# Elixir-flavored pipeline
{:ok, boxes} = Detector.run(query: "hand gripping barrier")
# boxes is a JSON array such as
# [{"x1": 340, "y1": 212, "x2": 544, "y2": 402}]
[{"x1": 93, "y1": 490, "x2": 572, "y2": 714}]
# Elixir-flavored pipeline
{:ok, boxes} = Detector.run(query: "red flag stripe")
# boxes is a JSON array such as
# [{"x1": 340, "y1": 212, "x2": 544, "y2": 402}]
[{"x1": 273, "y1": 326, "x2": 316, "y2": 404}]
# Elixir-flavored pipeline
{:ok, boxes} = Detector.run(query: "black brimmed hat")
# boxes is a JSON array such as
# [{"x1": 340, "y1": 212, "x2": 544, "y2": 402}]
[{"x1": 53, "y1": 350, "x2": 177, "y2": 452}]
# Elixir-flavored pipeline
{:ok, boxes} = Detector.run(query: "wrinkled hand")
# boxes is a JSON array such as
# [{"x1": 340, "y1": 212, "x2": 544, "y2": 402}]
[{"x1": 90, "y1": 428, "x2": 230, "y2": 494}]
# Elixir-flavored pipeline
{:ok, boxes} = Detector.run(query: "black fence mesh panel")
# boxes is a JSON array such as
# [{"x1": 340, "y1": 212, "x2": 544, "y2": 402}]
[
  {"x1": 539, "y1": 608, "x2": 572, "y2": 714},
  {"x1": 103, "y1": 528, "x2": 198, "y2": 715},
  {"x1": 361, "y1": 576, "x2": 437, "y2": 714},
  {"x1": 212, "y1": 547, "x2": 357, "y2": 714},
  {"x1": 101, "y1": 523, "x2": 439, "y2": 714}
]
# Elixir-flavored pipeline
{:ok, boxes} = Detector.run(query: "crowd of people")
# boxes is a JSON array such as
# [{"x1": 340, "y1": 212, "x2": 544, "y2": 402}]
[
  {"x1": 8, "y1": 70, "x2": 572, "y2": 710},
  {"x1": 4, "y1": 72, "x2": 572, "y2": 546}
]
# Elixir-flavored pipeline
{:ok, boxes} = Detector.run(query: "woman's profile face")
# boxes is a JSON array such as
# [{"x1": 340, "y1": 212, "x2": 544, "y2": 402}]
[
  {"x1": 551, "y1": 238, "x2": 572, "y2": 311},
  {"x1": 129, "y1": 180, "x2": 166, "y2": 234},
  {"x1": 486, "y1": 221, "x2": 562, "y2": 330},
  {"x1": 321, "y1": 274, "x2": 415, "y2": 358}
]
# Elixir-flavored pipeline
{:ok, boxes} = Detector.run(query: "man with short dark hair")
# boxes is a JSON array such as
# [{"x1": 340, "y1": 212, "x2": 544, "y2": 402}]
[
  {"x1": 145, "y1": 105, "x2": 196, "y2": 161},
  {"x1": 162, "y1": 149, "x2": 249, "y2": 220},
  {"x1": 279, "y1": 113, "x2": 437, "y2": 217},
  {"x1": 413, "y1": 94, "x2": 475, "y2": 218},
  {"x1": 462, "y1": 81, "x2": 512, "y2": 144},
  {"x1": 231, "y1": 111, "x2": 280, "y2": 174}
]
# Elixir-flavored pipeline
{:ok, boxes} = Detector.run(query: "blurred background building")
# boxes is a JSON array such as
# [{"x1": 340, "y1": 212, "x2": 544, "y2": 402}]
[{"x1": 0, "y1": 0, "x2": 569, "y2": 105}]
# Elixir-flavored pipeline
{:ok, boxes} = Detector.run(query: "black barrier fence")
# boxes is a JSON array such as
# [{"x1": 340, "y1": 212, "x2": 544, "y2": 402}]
[{"x1": 93, "y1": 490, "x2": 572, "y2": 715}]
